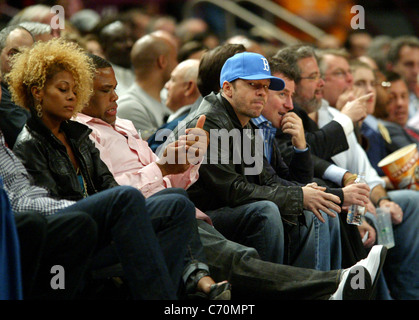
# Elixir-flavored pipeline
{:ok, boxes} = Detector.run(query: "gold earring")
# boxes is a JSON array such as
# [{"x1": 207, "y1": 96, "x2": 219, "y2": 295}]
[{"x1": 36, "y1": 104, "x2": 43, "y2": 118}]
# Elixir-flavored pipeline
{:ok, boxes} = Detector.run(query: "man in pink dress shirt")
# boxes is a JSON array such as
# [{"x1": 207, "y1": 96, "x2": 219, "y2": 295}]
[{"x1": 76, "y1": 55, "x2": 211, "y2": 223}]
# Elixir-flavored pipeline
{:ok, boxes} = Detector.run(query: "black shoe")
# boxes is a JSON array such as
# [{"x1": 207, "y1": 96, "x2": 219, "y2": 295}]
[
  {"x1": 344, "y1": 266, "x2": 372, "y2": 300},
  {"x1": 208, "y1": 282, "x2": 232, "y2": 300},
  {"x1": 185, "y1": 270, "x2": 231, "y2": 300}
]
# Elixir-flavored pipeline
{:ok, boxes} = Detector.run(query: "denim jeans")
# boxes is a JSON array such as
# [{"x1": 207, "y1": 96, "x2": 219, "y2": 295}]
[
  {"x1": 206, "y1": 200, "x2": 284, "y2": 264},
  {"x1": 287, "y1": 210, "x2": 341, "y2": 271},
  {"x1": 197, "y1": 220, "x2": 341, "y2": 299},
  {"x1": 59, "y1": 186, "x2": 196, "y2": 300},
  {"x1": 322, "y1": 211, "x2": 342, "y2": 270},
  {"x1": 146, "y1": 188, "x2": 209, "y2": 287},
  {"x1": 24, "y1": 212, "x2": 97, "y2": 300},
  {"x1": 368, "y1": 190, "x2": 419, "y2": 299}
]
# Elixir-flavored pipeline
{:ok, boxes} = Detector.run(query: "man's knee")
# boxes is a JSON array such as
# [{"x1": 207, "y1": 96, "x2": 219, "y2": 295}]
[
  {"x1": 150, "y1": 187, "x2": 188, "y2": 198},
  {"x1": 150, "y1": 192, "x2": 196, "y2": 222},
  {"x1": 117, "y1": 185, "x2": 146, "y2": 201},
  {"x1": 242, "y1": 201, "x2": 283, "y2": 232},
  {"x1": 168, "y1": 193, "x2": 196, "y2": 219},
  {"x1": 60, "y1": 211, "x2": 98, "y2": 247},
  {"x1": 388, "y1": 189, "x2": 419, "y2": 211},
  {"x1": 250, "y1": 200, "x2": 281, "y2": 220}
]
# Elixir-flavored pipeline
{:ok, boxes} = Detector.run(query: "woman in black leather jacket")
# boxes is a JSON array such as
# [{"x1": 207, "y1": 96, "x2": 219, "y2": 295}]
[
  {"x1": 10, "y1": 39, "x2": 107, "y2": 200},
  {"x1": 14, "y1": 115, "x2": 118, "y2": 200}
]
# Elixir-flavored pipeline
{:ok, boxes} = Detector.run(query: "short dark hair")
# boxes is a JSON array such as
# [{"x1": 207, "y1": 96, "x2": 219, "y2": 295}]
[
  {"x1": 343, "y1": 29, "x2": 371, "y2": 51},
  {"x1": 382, "y1": 70, "x2": 403, "y2": 84},
  {"x1": 197, "y1": 43, "x2": 246, "y2": 97},
  {"x1": 268, "y1": 57, "x2": 298, "y2": 82},
  {"x1": 177, "y1": 40, "x2": 208, "y2": 62},
  {"x1": 87, "y1": 53, "x2": 112, "y2": 69},
  {"x1": 387, "y1": 35, "x2": 419, "y2": 65},
  {"x1": 274, "y1": 44, "x2": 317, "y2": 82}
]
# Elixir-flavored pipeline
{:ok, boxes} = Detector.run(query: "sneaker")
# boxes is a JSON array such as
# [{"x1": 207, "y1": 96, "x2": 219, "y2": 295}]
[
  {"x1": 330, "y1": 266, "x2": 372, "y2": 300},
  {"x1": 355, "y1": 245, "x2": 387, "y2": 297},
  {"x1": 330, "y1": 245, "x2": 387, "y2": 300}
]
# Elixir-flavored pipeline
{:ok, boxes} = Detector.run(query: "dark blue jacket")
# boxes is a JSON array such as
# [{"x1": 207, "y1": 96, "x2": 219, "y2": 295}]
[{"x1": 0, "y1": 176, "x2": 23, "y2": 300}]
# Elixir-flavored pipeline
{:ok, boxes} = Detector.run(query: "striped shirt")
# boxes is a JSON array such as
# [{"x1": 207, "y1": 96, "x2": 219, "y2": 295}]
[
  {"x1": 251, "y1": 115, "x2": 277, "y2": 163},
  {"x1": 252, "y1": 115, "x2": 309, "y2": 164},
  {"x1": 0, "y1": 131, "x2": 74, "y2": 215}
]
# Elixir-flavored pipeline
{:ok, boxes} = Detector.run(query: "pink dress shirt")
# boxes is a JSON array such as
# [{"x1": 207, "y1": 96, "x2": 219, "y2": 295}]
[{"x1": 75, "y1": 114, "x2": 211, "y2": 224}]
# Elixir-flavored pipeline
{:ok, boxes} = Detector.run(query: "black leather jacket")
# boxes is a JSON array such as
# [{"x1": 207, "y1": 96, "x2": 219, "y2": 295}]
[
  {"x1": 13, "y1": 115, "x2": 118, "y2": 201},
  {"x1": 175, "y1": 92, "x2": 304, "y2": 224}
]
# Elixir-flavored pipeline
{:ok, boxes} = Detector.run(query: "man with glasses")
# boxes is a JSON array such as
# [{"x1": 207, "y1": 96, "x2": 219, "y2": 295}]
[
  {"x1": 319, "y1": 49, "x2": 355, "y2": 109},
  {"x1": 274, "y1": 45, "x2": 367, "y2": 189}
]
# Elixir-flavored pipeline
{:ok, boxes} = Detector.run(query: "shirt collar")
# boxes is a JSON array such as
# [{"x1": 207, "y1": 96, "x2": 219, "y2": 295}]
[
  {"x1": 251, "y1": 114, "x2": 270, "y2": 127},
  {"x1": 76, "y1": 113, "x2": 113, "y2": 127},
  {"x1": 363, "y1": 114, "x2": 379, "y2": 130}
]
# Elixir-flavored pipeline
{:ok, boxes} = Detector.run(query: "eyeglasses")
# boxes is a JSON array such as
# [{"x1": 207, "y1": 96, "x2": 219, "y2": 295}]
[
  {"x1": 300, "y1": 73, "x2": 322, "y2": 81},
  {"x1": 324, "y1": 69, "x2": 352, "y2": 78}
]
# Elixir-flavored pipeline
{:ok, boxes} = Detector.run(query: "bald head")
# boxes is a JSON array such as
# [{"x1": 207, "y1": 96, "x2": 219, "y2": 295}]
[
  {"x1": 0, "y1": 26, "x2": 34, "y2": 76},
  {"x1": 150, "y1": 30, "x2": 179, "y2": 52},
  {"x1": 131, "y1": 33, "x2": 178, "y2": 81},
  {"x1": 165, "y1": 59, "x2": 200, "y2": 111}
]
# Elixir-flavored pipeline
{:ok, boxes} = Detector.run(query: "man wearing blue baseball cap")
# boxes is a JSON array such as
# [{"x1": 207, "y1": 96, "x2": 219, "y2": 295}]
[
  {"x1": 166, "y1": 51, "x2": 325, "y2": 266},
  {"x1": 219, "y1": 52, "x2": 286, "y2": 91},
  {"x1": 217, "y1": 52, "x2": 285, "y2": 126},
  {"x1": 163, "y1": 52, "x2": 291, "y2": 265}
]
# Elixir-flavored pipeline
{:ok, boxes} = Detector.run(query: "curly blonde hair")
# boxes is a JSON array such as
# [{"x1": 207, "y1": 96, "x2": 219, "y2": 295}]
[{"x1": 7, "y1": 38, "x2": 94, "y2": 115}]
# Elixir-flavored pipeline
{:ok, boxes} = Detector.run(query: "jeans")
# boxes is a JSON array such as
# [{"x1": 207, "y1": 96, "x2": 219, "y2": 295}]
[
  {"x1": 206, "y1": 200, "x2": 284, "y2": 264},
  {"x1": 370, "y1": 190, "x2": 419, "y2": 299},
  {"x1": 287, "y1": 210, "x2": 341, "y2": 271},
  {"x1": 322, "y1": 212, "x2": 342, "y2": 270},
  {"x1": 197, "y1": 220, "x2": 342, "y2": 299},
  {"x1": 15, "y1": 211, "x2": 97, "y2": 299},
  {"x1": 146, "y1": 188, "x2": 209, "y2": 287},
  {"x1": 59, "y1": 186, "x2": 196, "y2": 300}
]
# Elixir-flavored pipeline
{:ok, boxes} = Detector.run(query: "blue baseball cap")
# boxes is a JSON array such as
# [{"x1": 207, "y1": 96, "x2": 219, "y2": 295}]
[{"x1": 220, "y1": 52, "x2": 285, "y2": 91}]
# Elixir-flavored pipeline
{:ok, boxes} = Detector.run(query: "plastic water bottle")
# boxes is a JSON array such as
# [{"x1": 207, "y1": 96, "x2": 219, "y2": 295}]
[{"x1": 346, "y1": 173, "x2": 367, "y2": 225}]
